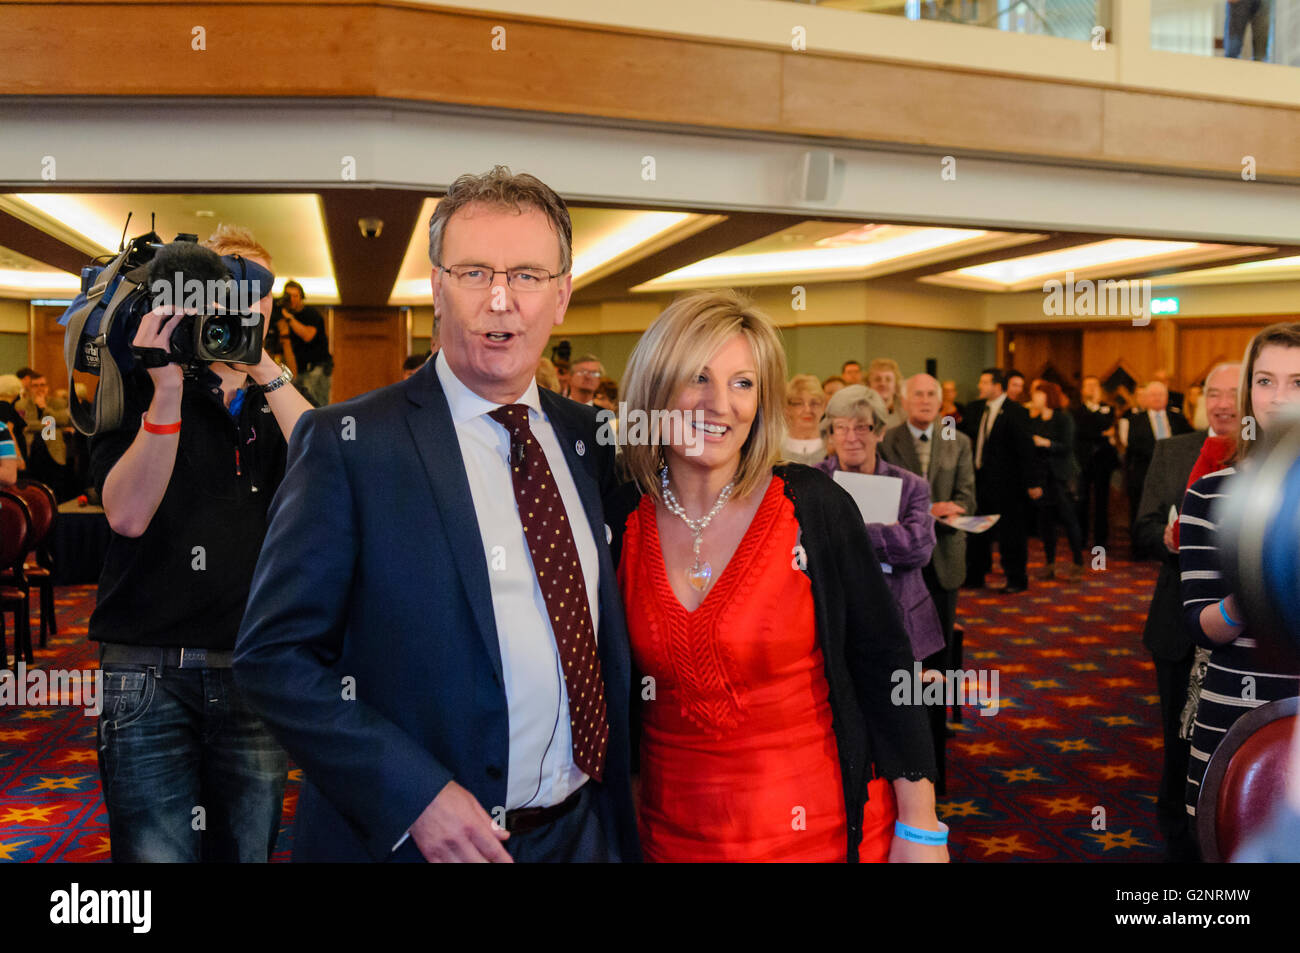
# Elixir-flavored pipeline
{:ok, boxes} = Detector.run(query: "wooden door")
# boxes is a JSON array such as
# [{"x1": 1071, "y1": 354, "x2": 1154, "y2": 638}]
[{"x1": 329, "y1": 307, "x2": 405, "y2": 403}]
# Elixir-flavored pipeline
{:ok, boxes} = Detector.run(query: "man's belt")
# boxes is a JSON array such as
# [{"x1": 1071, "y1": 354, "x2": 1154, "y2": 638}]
[
  {"x1": 503, "y1": 786, "x2": 584, "y2": 834},
  {"x1": 99, "y1": 643, "x2": 234, "y2": 669}
]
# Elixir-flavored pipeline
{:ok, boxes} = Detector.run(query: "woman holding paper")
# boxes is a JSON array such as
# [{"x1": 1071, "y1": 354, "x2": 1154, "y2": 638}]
[
  {"x1": 815, "y1": 386, "x2": 944, "y2": 664},
  {"x1": 609, "y1": 290, "x2": 945, "y2": 863}
]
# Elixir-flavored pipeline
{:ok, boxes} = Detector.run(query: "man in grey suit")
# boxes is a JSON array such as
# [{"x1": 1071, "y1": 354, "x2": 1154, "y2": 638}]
[
  {"x1": 1134, "y1": 361, "x2": 1240, "y2": 862},
  {"x1": 881, "y1": 373, "x2": 977, "y2": 793}
]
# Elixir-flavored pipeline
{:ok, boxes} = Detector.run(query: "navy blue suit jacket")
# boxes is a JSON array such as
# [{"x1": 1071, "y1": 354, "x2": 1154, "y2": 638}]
[{"x1": 233, "y1": 360, "x2": 640, "y2": 862}]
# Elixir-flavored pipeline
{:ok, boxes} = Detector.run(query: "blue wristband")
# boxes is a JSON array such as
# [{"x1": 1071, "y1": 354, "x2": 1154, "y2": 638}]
[
  {"x1": 1219, "y1": 600, "x2": 1244, "y2": 628},
  {"x1": 894, "y1": 820, "x2": 948, "y2": 845}
]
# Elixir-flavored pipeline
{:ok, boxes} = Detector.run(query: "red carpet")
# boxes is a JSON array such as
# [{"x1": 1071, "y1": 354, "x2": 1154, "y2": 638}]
[{"x1": 1, "y1": 543, "x2": 1164, "y2": 862}]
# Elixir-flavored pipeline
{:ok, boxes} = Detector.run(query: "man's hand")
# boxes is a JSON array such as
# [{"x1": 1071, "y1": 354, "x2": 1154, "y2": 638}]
[
  {"x1": 1027, "y1": 486, "x2": 1044, "y2": 500},
  {"x1": 1163, "y1": 521, "x2": 1178, "y2": 554},
  {"x1": 409, "y1": 780, "x2": 512, "y2": 863},
  {"x1": 931, "y1": 501, "x2": 966, "y2": 519},
  {"x1": 226, "y1": 350, "x2": 282, "y2": 388},
  {"x1": 1032, "y1": 434, "x2": 1051, "y2": 448},
  {"x1": 133, "y1": 306, "x2": 186, "y2": 393}
]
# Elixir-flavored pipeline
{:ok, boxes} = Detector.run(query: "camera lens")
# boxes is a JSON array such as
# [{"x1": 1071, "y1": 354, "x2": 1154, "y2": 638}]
[{"x1": 201, "y1": 314, "x2": 238, "y2": 357}]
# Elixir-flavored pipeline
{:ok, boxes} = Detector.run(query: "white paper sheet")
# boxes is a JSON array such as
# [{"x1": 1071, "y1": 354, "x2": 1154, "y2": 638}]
[{"x1": 833, "y1": 471, "x2": 903, "y2": 524}]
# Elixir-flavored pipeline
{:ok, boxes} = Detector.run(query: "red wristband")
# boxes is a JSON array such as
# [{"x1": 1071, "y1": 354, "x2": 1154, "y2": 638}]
[{"x1": 141, "y1": 413, "x2": 181, "y2": 435}]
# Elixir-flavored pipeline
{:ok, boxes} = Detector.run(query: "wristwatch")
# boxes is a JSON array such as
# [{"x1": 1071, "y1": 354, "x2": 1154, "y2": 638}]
[{"x1": 260, "y1": 364, "x2": 294, "y2": 394}]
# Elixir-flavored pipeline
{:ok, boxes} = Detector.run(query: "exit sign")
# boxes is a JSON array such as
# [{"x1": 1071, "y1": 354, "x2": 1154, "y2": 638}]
[{"x1": 1151, "y1": 297, "x2": 1180, "y2": 315}]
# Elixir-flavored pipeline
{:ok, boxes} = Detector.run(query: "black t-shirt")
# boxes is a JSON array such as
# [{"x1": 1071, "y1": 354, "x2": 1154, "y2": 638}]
[
  {"x1": 88, "y1": 367, "x2": 288, "y2": 648},
  {"x1": 284, "y1": 304, "x2": 330, "y2": 368}
]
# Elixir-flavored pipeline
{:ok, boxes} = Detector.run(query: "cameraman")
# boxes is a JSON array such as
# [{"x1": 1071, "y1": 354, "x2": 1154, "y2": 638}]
[
  {"x1": 274, "y1": 280, "x2": 332, "y2": 406},
  {"x1": 91, "y1": 226, "x2": 312, "y2": 862}
]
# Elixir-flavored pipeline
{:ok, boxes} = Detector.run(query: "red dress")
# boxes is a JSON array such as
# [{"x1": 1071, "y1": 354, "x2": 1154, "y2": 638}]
[{"x1": 618, "y1": 474, "x2": 896, "y2": 862}]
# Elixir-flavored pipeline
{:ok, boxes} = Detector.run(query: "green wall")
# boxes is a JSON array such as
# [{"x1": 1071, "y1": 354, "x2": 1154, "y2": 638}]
[
  {"x1": 0, "y1": 333, "x2": 26, "y2": 377},
  {"x1": 551, "y1": 325, "x2": 995, "y2": 404}
]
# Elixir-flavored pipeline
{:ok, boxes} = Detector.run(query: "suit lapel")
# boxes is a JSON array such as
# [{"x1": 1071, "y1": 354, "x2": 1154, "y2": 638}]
[{"x1": 404, "y1": 369, "x2": 505, "y2": 688}]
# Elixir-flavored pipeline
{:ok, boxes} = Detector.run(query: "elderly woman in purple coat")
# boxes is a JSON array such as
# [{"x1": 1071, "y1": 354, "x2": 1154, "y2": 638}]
[{"x1": 815, "y1": 386, "x2": 945, "y2": 663}]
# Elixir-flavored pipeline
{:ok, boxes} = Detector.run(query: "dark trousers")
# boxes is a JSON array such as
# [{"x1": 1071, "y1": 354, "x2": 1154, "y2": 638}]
[
  {"x1": 1153, "y1": 651, "x2": 1200, "y2": 862},
  {"x1": 922, "y1": 565, "x2": 956, "y2": 796},
  {"x1": 97, "y1": 663, "x2": 288, "y2": 862},
  {"x1": 1035, "y1": 478, "x2": 1084, "y2": 566},
  {"x1": 503, "y1": 784, "x2": 619, "y2": 862},
  {"x1": 966, "y1": 483, "x2": 1028, "y2": 589},
  {"x1": 1225, "y1": 0, "x2": 1270, "y2": 60},
  {"x1": 1076, "y1": 456, "x2": 1114, "y2": 549}
]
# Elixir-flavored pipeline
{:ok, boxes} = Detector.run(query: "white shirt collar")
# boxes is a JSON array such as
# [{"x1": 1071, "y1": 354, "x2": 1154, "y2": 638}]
[
  {"x1": 907, "y1": 421, "x2": 934, "y2": 441},
  {"x1": 988, "y1": 392, "x2": 1007, "y2": 414},
  {"x1": 435, "y1": 349, "x2": 542, "y2": 425}
]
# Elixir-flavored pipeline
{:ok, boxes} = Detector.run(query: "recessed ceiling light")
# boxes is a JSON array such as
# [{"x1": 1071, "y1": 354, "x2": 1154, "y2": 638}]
[{"x1": 195, "y1": 210, "x2": 216, "y2": 218}]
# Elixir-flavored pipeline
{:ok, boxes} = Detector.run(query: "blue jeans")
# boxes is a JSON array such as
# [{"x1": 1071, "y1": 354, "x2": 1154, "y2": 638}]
[
  {"x1": 1225, "y1": 0, "x2": 1270, "y2": 60},
  {"x1": 97, "y1": 664, "x2": 288, "y2": 862},
  {"x1": 294, "y1": 364, "x2": 332, "y2": 407}
]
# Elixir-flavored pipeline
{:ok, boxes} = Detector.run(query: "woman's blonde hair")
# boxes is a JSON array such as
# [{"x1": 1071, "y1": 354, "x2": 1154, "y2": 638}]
[
  {"x1": 785, "y1": 374, "x2": 826, "y2": 404},
  {"x1": 621, "y1": 290, "x2": 787, "y2": 501},
  {"x1": 867, "y1": 357, "x2": 903, "y2": 407}
]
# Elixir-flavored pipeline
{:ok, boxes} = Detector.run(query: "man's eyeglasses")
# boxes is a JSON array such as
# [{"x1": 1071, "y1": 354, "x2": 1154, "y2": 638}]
[
  {"x1": 572, "y1": 369, "x2": 602, "y2": 380},
  {"x1": 438, "y1": 264, "x2": 564, "y2": 292}
]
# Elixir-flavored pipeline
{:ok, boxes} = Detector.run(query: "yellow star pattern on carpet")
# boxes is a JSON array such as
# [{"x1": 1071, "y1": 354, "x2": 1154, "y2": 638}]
[
  {"x1": 1102, "y1": 678, "x2": 1139, "y2": 689},
  {"x1": 0, "y1": 729, "x2": 34, "y2": 742},
  {"x1": 29, "y1": 775, "x2": 90, "y2": 792},
  {"x1": 1086, "y1": 829, "x2": 1152, "y2": 851},
  {"x1": 1047, "y1": 738, "x2": 1097, "y2": 752},
  {"x1": 1011, "y1": 717, "x2": 1060, "y2": 730},
  {"x1": 969, "y1": 833, "x2": 1035, "y2": 857},
  {"x1": 0, "y1": 805, "x2": 61, "y2": 824},
  {"x1": 1027, "y1": 679, "x2": 1062, "y2": 689},
  {"x1": 1035, "y1": 795, "x2": 1092, "y2": 815},
  {"x1": 17, "y1": 710, "x2": 58, "y2": 720},
  {"x1": 1068, "y1": 662, "x2": 1100, "y2": 672},
  {"x1": 1098, "y1": 715, "x2": 1138, "y2": 727},
  {"x1": 1091, "y1": 763, "x2": 1144, "y2": 780},
  {"x1": 997, "y1": 766, "x2": 1049, "y2": 783},
  {"x1": 1059, "y1": 695, "x2": 1101, "y2": 707},
  {"x1": 55, "y1": 750, "x2": 98, "y2": 765},
  {"x1": 0, "y1": 838, "x2": 33, "y2": 860},
  {"x1": 938, "y1": 800, "x2": 988, "y2": 819},
  {"x1": 957, "y1": 741, "x2": 1007, "y2": 757}
]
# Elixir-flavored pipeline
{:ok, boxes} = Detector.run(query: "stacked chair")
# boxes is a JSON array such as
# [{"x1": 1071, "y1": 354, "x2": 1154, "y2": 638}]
[{"x1": 0, "y1": 478, "x2": 59, "y2": 668}]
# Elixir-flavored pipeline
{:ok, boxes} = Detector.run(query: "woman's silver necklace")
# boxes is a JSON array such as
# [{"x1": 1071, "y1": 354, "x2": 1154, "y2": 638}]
[{"x1": 660, "y1": 466, "x2": 735, "y2": 592}]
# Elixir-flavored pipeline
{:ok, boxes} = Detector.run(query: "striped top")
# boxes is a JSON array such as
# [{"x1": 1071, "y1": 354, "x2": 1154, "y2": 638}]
[
  {"x1": 1179, "y1": 465, "x2": 1300, "y2": 816},
  {"x1": 1179, "y1": 466, "x2": 1237, "y2": 648}
]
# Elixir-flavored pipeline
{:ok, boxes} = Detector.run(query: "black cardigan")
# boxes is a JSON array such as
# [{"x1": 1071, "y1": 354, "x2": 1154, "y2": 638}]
[{"x1": 607, "y1": 463, "x2": 937, "y2": 862}]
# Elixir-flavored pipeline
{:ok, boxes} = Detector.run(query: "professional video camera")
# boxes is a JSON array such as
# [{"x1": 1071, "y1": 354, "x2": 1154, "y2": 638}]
[{"x1": 60, "y1": 226, "x2": 271, "y2": 436}]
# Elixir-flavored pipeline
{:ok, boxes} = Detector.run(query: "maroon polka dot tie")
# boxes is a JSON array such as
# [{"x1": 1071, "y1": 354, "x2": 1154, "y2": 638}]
[{"x1": 488, "y1": 403, "x2": 608, "y2": 782}]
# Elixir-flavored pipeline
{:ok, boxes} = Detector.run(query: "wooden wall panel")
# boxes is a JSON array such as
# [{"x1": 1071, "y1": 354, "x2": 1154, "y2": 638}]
[
  {"x1": 32, "y1": 306, "x2": 97, "y2": 403},
  {"x1": 1004, "y1": 329, "x2": 1082, "y2": 389},
  {"x1": 2, "y1": 3, "x2": 1300, "y2": 178},
  {"x1": 1178, "y1": 323, "x2": 1269, "y2": 385},
  {"x1": 329, "y1": 307, "x2": 404, "y2": 403},
  {"x1": 1081, "y1": 326, "x2": 1159, "y2": 386}
]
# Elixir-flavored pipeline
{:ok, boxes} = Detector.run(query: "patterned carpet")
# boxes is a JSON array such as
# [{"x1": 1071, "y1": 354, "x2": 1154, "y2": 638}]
[{"x1": 0, "y1": 529, "x2": 1165, "y2": 863}]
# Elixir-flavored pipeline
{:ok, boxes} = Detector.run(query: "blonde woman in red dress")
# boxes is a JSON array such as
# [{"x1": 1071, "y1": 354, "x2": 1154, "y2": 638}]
[{"x1": 608, "y1": 290, "x2": 947, "y2": 863}]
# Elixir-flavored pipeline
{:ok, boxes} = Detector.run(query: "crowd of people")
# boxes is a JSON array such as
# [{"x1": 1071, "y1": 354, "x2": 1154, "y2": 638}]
[{"x1": 44, "y1": 165, "x2": 1298, "y2": 864}]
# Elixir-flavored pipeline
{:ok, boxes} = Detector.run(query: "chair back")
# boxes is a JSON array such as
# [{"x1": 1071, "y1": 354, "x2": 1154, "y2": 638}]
[
  {"x1": 0, "y1": 490, "x2": 31, "y2": 574},
  {"x1": 11, "y1": 479, "x2": 54, "y2": 551},
  {"x1": 1196, "y1": 695, "x2": 1298, "y2": 862}
]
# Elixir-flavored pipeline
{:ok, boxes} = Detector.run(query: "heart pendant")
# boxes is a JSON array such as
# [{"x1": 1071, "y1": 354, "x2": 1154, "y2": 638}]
[{"x1": 687, "y1": 562, "x2": 712, "y2": 591}]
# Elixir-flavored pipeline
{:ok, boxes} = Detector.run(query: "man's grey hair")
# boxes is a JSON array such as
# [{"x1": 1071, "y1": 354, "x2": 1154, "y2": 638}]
[{"x1": 428, "y1": 166, "x2": 573, "y2": 274}]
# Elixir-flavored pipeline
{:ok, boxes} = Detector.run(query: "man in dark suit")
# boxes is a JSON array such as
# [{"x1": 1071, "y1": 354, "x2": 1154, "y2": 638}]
[
  {"x1": 1122, "y1": 380, "x2": 1193, "y2": 538},
  {"x1": 234, "y1": 167, "x2": 639, "y2": 862},
  {"x1": 882, "y1": 373, "x2": 977, "y2": 793},
  {"x1": 1133, "y1": 361, "x2": 1240, "y2": 862},
  {"x1": 1072, "y1": 375, "x2": 1119, "y2": 550},
  {"x1": 960, "y1": 367, "x2": 1043, "y2": 593}
]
